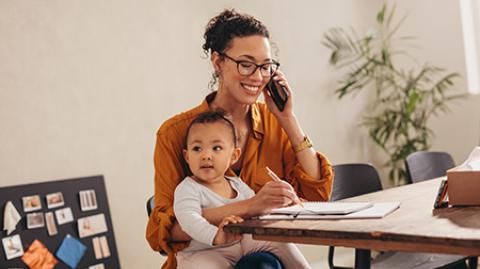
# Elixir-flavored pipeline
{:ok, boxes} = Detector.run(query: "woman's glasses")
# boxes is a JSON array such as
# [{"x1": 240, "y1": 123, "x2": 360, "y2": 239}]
[{"x1": 220, "y1": 53, "x2": 279, "y2": 78}]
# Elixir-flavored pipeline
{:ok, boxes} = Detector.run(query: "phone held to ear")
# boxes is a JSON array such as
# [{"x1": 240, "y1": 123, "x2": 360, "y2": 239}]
[{"x1": 266, "y1": 77, "x2": 289, "y2": 112}]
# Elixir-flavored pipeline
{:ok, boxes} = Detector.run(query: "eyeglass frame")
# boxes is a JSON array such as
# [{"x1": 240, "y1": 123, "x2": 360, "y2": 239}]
[{"x1": 219, "y1": 52, "x2": 280, "y2": 77}]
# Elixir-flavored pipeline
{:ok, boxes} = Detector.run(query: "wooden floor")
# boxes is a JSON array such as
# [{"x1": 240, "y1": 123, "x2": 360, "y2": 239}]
[{"x1": 301, "y1": 245, "x2": 480, "y2": 269}]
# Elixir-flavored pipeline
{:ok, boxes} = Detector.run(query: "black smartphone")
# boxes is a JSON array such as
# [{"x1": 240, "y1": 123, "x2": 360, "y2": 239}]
[{"x1": 266, "y1": 77, "x2": 289, "y2": 112}]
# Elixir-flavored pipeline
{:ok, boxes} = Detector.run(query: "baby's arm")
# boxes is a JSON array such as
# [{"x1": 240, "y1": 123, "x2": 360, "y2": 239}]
[
  {"x1": 173, "y1": 180, "x2": 219, "y2": 246},
  {"x1": 213, "y1": 215, "x2": 244, "y2": 245}
]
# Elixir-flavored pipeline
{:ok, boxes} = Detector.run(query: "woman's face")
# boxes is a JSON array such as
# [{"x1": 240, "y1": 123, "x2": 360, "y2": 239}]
[{"x1": 215, "y1": 35, "x2": 272, "y2": 106}]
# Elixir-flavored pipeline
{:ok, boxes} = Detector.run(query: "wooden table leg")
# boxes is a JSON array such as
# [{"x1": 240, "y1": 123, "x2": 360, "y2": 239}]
[{"x1": 354, "y1": 249, "x2": 371, "y2": 269}]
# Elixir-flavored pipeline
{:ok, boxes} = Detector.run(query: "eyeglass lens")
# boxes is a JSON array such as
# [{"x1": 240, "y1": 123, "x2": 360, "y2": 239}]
[{"x1": 237, "y1": 62, "x2": 278, "y2": 77}]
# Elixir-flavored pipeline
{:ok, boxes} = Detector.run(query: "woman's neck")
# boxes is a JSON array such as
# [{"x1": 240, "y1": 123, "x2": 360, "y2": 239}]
[{"x1": 210, "y1": 89, "x2": 250, "y2": 122}]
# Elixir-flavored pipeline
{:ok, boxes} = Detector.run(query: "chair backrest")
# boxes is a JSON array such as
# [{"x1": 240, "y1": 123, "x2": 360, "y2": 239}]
[
  {"x1": 331, "y1": 163, "x2": 383, "y2": 201},
  {"x1": 405, "y1": 151, "x2": 455, "y2": 183},
  {"x1": 146, "y1": 195, "x2": 155, "y2": 217},
  {"x1": 145, "y1": 195, "x2": 168, "y2": 256}
]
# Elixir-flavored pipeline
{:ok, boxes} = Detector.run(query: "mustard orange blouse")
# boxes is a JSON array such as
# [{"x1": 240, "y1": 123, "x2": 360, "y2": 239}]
[{"x1": 146, "y1": 93, "x2": 333, "y2": 269}]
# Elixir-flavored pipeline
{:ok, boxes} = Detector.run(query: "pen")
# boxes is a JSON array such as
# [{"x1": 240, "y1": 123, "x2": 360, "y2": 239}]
[{"x1": 265, "y1": 166, "x2": 303, "y2": 207}]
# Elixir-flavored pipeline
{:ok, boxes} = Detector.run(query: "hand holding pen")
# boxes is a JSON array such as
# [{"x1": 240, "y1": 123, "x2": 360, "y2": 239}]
[{"x1": 266, "y1": 167, "x2": 303, "y2": 207}]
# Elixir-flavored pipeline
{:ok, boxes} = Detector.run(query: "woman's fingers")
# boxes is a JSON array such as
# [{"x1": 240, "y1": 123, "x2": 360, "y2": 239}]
[
  {"x1": 263, "y1": 70, "x2": 294, "y2": 115},
  {"x1": 263, "y1": 181, "x2": 301, "y2": 203},
  {"x1": 248, "y1": 179, "x2": 303, "y2": 215}
]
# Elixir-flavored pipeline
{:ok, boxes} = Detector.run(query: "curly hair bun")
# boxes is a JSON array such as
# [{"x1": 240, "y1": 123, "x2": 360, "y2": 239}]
[{"x1": 202, "y1": 9, "x2": 269, "y2": 55}]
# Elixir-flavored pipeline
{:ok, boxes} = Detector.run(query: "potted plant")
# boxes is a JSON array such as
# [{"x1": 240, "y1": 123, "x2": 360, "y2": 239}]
[{"x1": 323, "y1": 4, "x2": 464, "y2": 185}]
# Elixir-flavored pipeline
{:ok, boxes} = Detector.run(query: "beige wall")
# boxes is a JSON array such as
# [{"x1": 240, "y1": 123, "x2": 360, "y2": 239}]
[{"x1": 1, "y1": 1, "x2": 478, "y2": 268}]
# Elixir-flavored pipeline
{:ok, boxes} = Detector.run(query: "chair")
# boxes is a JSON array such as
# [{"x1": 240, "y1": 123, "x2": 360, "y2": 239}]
[
  {"x1": 405, "y1": 151, "x2": 455, "y2": 183},
  {"x1": 328, "y1": 163, "x2": 474, "y2": 269},
  {"x1": 146, "y1": 196, "x2": 168, "y2": 256},
  {"x1": 146, "y1": 195, "x2": 155, "y2": 217},
  {"x1": 405, "y1": 151, "x2": 478, "y2": 268}
]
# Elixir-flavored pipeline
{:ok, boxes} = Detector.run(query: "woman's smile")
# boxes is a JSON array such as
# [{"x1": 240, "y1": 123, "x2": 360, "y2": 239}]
[{"x1": 240, "y1": 82, "x2": 262, "y2": 96}]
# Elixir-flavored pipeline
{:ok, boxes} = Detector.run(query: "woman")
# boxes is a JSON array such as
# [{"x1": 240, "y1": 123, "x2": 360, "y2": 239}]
[{"x1": 146, "y1": 9, "x2": 333, "y2": 269}]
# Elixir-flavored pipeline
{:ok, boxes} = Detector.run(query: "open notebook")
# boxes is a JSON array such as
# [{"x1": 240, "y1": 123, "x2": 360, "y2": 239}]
[
  {"x1": 260, "y1": 202, "x2": 400, "y2": 220},
  {"x1": 270, "y1": 201, "x2": 373, "y2": 215}
]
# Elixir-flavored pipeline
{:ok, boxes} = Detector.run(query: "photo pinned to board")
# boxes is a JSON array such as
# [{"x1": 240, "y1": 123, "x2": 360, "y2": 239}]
[
  {"x1": 2, "y1": 234, "x2": 24, "y2": 260},
  {"x1": 22, "y1": 195, "x2": 42, "y2": 212},
  {"x1": 26, "y1": 212, "x2": 45, "y2": 229},
  {"x1": 79, "y1": 189, "x2": 98, "y2": 211},
  {"x1": 46, "y1": 192, "x2": 65, "y2": 209},
  {"x1": 92, "y1": 235, "x2": 110, "y2": 259},
  {"x1": 78, "y1": 213, "x2": 108, "y2": 238},
  {"x1": 45, "y1": 212, "x2": 58, "y2": 236},
  {"x1": 55, "y1": 207, "x2": 74, "y2": 225}
]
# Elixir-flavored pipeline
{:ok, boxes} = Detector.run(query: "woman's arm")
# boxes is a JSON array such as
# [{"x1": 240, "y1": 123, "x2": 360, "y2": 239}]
[
  {"x1": 264, "y1": 72, "x2": 321, "y2": 179},
  {"x1": 146, "y1": 129, "x2": 191, "y2": 249},
  {"x1": 170, "y1": 179, "x2": 297, "y2": 241},
  {"x1": 277, "y1": 114, "x2": 321, "y2": 179},
  {"x1": 203, "y1": 180, "x2": 299, "y2": 225},
  {"x1": 170, "y1": 221, "x2": 191, "y2": 241}
]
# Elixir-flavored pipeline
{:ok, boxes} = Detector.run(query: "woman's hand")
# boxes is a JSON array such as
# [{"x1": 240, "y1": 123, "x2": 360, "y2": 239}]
[
  {"x1": 248, "y1": 180, "x2": 301, "y2": 216},
  {"x1": 212, "y1": 215, "x2": 243, "y2": 245},
  {"x1": 263, "y1": 71, "x2": 322, "y2": 180},
  {"x1": 263, "y1": 70, "x2": 294, "y2": 119}
]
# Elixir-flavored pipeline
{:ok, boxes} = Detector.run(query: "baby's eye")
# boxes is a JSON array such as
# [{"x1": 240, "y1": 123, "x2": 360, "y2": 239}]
[
  {"x1": 192, "y1": 146, "x2": 201, "y2": 152},
  {"x1": 213, "y1": 146, "x2": 223, "y2": 151}
]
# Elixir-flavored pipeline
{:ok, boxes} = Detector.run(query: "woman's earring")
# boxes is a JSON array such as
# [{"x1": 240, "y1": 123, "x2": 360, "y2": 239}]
[{"x1": 208, "y1": 71, "x2": 219, "y2": 90}]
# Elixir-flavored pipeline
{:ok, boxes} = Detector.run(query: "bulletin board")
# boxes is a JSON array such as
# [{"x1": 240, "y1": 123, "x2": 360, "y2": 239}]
[{"x1": 0, "y1": 175, "x2": 121, "y2": 268}]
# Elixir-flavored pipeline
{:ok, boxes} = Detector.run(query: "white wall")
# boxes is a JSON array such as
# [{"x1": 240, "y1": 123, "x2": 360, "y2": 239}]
[{"x1": 1, "y1": 1, "x2": 478, "y2": 268}]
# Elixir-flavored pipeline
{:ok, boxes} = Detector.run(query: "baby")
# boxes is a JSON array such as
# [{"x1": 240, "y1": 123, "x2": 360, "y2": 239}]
[{"x1": 173, "y1": 110, "x2": 311, "y2": 269}]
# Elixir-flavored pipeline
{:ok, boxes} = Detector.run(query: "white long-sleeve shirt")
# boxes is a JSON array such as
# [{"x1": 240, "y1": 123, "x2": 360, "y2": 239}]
[{"x1": 173, "y1": 176, "x2": 255, "y2": 252}]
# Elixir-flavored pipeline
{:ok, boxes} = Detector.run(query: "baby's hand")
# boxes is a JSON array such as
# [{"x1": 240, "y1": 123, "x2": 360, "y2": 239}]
[{"x1": 213, "y1": 215, "x2": 244, "y2": 245}]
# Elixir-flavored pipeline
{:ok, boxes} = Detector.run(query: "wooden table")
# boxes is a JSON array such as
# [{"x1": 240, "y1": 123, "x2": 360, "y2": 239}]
[{"x1": 225, "y1": 178, "x2": 480, "y2": 268}]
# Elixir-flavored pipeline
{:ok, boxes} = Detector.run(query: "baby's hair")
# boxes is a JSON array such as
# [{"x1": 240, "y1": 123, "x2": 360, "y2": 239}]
[
  {"x1": 202, "y1": 8, "x2": 270, "y2": 55},
  {"x1": 184, "y1": 110, "x2": 238, "y2": 149}
]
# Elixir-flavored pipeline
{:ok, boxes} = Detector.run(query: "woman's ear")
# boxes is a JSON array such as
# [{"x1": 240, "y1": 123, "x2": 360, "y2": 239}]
[
  {"x1": 211, "y1": 51, "x2": 223, "y2": 74},
  {"x1": 230, "y1": 147, "x2": 241, "y2": 165}
]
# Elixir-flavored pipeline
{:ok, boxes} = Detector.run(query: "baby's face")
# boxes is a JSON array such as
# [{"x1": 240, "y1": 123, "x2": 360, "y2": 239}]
[{"x1": 184, "y1": 121, "x2": 239, "y2": 185}]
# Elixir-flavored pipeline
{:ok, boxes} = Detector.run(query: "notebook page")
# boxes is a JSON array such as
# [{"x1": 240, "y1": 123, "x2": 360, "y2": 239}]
[{"x1": 270, "y1": 201, "x2": 373, "y2": 215}]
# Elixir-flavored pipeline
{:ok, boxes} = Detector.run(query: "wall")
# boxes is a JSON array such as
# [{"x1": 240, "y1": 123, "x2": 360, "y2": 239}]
[{"x1": 1, "y1": 0, "x2": 477, "y2": 268}]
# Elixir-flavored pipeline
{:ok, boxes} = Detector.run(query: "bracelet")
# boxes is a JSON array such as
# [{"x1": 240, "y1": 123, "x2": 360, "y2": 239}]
[{"x1": 293, "y1": 136, "x2": 313, "y2": 153}]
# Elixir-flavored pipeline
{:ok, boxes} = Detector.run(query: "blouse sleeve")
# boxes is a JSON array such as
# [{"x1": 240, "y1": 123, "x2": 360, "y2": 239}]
[
  {"x1": 278, "y1": 122, "x2": 333, "y2": 201},
  {"x1": 145, "y1": 129, "x2": 190, "y2": 254},
  {"x1": 286, "y1": 148, "x2": 334, "y2": 201}
]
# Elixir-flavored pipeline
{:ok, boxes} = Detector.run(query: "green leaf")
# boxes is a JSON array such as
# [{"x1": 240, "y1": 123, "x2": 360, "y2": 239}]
[
  {"x1": 377, "y1": 4, "x2": 386, "y2": 24},
  {"x1": 322, "y1": 2, "x2": 463, "y2": 185},
  {"x1": 406, "y1": 89, "x2": 420, "y2": 116}
]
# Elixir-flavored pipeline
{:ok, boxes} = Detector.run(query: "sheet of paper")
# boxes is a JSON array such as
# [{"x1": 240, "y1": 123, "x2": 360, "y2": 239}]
[
  {"x1": 451, "y1": 146, "x2": 480, "y2": 171},
  {"x1": 45, "y1": 212, "x2": 58, "y2": 236},
  {"x1": 260, "y1": 202, "x2": 400, "y2": 220},
  {"x1": 3, "y1": 201, "x2": 21, "y2": 235},
  {"x1": 21, "y1": 240, "x2": 58, "y2": 269},
  {"x1": 78, "y1": 213, "x2": 108, "y2": 238},
  {"x1": 55, "y1": 234, "x2": 87, "y2": 269},
  {"x1": 270, "y1": 201, "x2": 373, "y2": 215},
  {"x1": 55, "y1": 207, "x2": 74, "y2": 225},
  {"x1": 99, "y1": 235, "x2": 110, "y2": 258},
  {"x1": 2, "y1": 234, "x2": 24, "y2": 260},
  {"x1": 92, "y1": 237, "x2": 102, "y2": 259}
]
